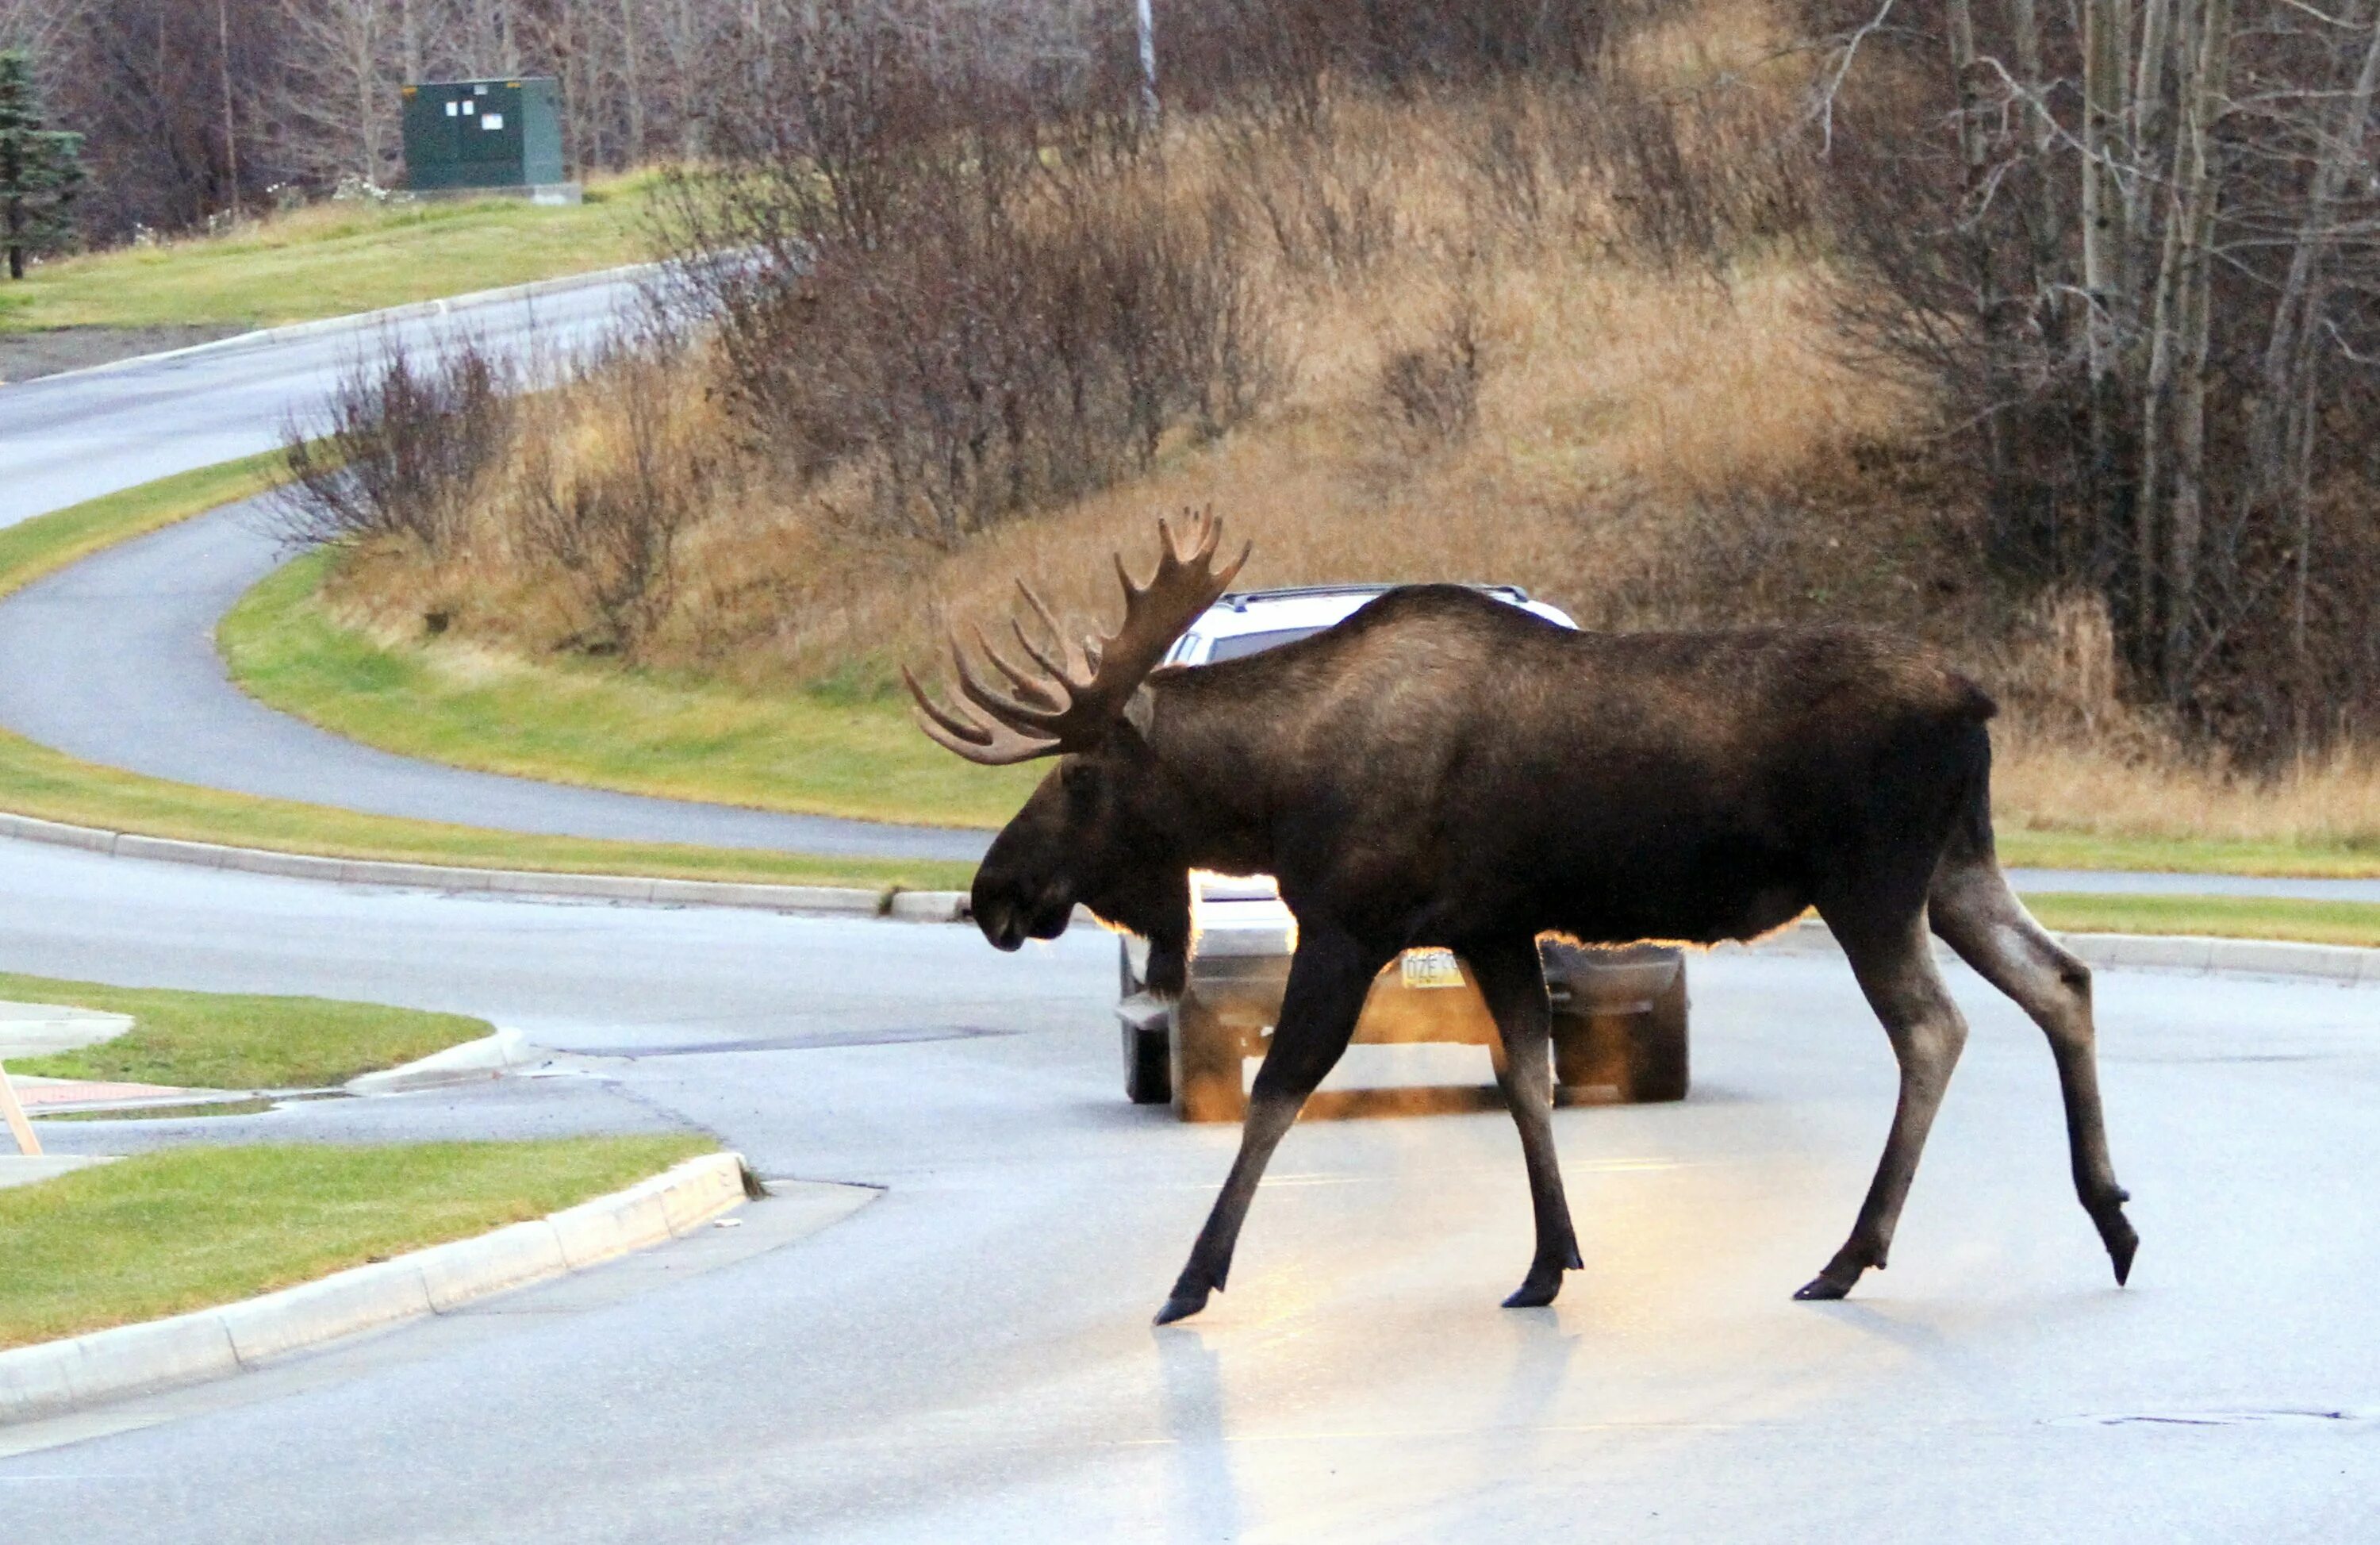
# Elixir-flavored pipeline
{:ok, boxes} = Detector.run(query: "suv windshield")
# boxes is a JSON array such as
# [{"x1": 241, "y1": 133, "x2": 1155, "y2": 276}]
[{"x1": 1204, "y1": 625, "x2": 1330, "y2": 663}]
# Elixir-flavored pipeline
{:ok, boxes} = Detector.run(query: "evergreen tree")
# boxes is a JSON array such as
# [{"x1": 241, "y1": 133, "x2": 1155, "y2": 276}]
[{"x1": 0, "y1": 50, "x2": 83, "y2": 281}]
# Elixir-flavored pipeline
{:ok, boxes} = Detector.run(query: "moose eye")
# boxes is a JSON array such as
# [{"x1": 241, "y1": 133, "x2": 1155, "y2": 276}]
[{"x1": 1061, "y1": 760, "x2": 1102, "y2": 799}]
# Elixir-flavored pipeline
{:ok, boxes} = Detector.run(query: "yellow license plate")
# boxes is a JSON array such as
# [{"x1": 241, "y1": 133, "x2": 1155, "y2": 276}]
[{"x1": 1399, "y1": 948, "x2": 1465, "y2": 990}]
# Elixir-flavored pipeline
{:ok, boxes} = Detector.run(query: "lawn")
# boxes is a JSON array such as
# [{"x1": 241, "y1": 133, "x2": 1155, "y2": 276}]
[
  {"x1": 2021, "y1": 893, "x2": 2380, "y2": 949},
  {"x1": 0, "y1": 463, "x2": 979, "y2": 894},
  {"x1": 0, "y1": 1136, "x2": 712, "y2": 1348},
  {"x1": 0, "y1": 174, "x2": 660, "y2": 336},
  {"x1": 1996, "y1": 828, "x2": 2380, "y2": 879},
  {"x1": 221, "y1": 552, "x2": 1039, "y2": 831},
  {"x1": 0, "y1": 970, "x2": 491, "y2": 1090}
]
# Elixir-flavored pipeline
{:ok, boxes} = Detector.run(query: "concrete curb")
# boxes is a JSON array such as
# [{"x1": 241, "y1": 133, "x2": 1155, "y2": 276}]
[
  {"x1": 33, "y1": 263, "x2": 662, "y2": 386},
  {"x1": 344, "y1": 1026, "x2": 536, "y2": 1095},
  {"x1": 0, "y1": 807, "x2": 972, "y2": 921},
  {"x1": 1750, "y1": 915, "x2": 2380, "y2": 983},
  {"x1": 0, "y1": 1150, "x2": 752, "y2": 1426}
]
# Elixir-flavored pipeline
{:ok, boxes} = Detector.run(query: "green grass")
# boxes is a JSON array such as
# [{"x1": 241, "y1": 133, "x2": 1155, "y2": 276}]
[
  {"x1": 0, "y1": 1136, "x2": 712, "y2": 1348},
  {"x1": 221, "y1": 552, "x2": 1040, "y2": 830},
  {"x1": 1998, "y1": 828, "x2": 2380, "y2": 879},
  {"x1": 2022, "y1": 893, "x2": 2380, "y2": 948},
  {"x1": 0, "y1": 970, "x2": 490, "y2": 1089},
  {"x1": 0, "y1": 462, "x2": 978, "y2": 893},
  {"x1": 0, "y1": 174, "x2": 659, "y2": 335}
]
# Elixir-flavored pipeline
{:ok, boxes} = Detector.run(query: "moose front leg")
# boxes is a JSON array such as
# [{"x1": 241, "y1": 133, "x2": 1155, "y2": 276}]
[
  {"x1": 1154, "y1": 926, "x2": 1388, "y2": 1326},
  {"x1": 1469, "y1": 939, "x2": 1585, "y2": 1308}
]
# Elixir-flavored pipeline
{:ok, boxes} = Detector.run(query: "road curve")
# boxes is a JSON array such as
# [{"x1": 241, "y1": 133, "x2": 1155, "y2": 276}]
[
  {"x1": 0, "y1": 498, "x2": 990, "y2": 863},
  {"x1": 3, "y1": 836, "x2": 2377, "y2": 1540},
  {"x1": 0, "y1": 271, "x2": 646, "y2": 531},
  {"x1": 0, "y1": 271, "x2": 991, "y2": 864}
]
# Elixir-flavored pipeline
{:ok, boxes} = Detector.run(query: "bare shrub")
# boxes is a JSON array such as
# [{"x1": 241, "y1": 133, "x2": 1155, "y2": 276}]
[
  {"x1": 658, "y1": 41, "x2": 1285, "y2": 546},
  {"x1": 274, "y1": 332, "x2": 516, "y2": 557},
  {"x1": 513, "y1": 347, "x2": 705, "y2": 660},
  {"x1": 1215, "y1": 98, "x2": 1401, "y2": 277},
  {"x1": 1377, "y1": 286, "x2": 1483, "y2": 452}
]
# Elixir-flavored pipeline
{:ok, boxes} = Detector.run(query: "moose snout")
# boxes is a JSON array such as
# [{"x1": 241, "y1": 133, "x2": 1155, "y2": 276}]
[
  {"x1": 977, "y1": 898, "x2": 1031, "y2": 951},
  {"x1": 971, "y1": 875, "x2": 1074, "y2": 951}
]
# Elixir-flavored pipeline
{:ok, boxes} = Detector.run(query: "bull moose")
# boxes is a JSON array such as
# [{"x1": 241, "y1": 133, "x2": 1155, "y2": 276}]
[{"x1": 908, "y1": 510, "x2": 2136, "y2": 1324}]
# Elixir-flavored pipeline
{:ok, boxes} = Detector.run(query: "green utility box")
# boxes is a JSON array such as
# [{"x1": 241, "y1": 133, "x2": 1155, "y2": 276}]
[{"x1": 399, "y1": 77, "x2": 574, "y2": 202}]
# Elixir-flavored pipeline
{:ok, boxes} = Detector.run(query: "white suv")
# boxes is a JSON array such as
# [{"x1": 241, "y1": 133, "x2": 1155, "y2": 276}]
[
  {"x1": 1119, "y1": 585, "x2": 1689, "y2": 1121},
  {"x1": 1161, "y1": 582, "x2": 1579, "y2": 665}
]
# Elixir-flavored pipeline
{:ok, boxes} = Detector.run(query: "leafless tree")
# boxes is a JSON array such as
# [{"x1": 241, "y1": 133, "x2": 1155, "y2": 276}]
[
  {"x1": 1808, "y1": 0, "x2": 2380, "y2": 752},
  {"x1": 265, "y1": 0, "x2": 398, "y2": 184}
]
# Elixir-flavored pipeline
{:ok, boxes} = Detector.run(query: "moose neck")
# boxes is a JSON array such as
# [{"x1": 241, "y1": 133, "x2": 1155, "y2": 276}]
[{"x1": 1138, "y1": 671, "x2": 1285, "y2": 880}]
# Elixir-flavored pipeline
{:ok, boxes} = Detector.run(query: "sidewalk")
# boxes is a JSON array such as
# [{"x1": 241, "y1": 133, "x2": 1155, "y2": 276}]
[
  {"x1": 0, "y1": 1000, "x2": 133, "y2": 1059},
  {"x1": 1, "y1": 997, "x2": 158, "y2": 1157}
]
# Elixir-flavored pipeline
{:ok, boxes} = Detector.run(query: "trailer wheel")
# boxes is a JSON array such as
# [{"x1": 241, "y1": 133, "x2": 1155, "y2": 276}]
[
  {"x1": 1623, "y1": 967, "x2": 1691, "y2": 1103},
  {"x1": 1123, "y1": 1016, "x2": 1173, "y2": 1105}
]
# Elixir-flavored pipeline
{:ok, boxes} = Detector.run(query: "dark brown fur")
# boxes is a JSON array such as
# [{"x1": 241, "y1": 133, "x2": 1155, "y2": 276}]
[{"x1": 969, "y1": 586, "x2": 2137, "y2": 1320}]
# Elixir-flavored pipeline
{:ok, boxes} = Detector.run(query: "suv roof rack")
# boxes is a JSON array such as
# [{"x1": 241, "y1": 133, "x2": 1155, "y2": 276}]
[{"x1": 1215, "y1": 582, "x2": 1530, "y2": 612}]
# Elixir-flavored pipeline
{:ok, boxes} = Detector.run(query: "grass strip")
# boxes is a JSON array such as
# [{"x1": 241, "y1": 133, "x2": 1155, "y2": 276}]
[
  {"x1": 1998, "y1": 828, "x2": 2380, "y2": 880},
  {"x1": 0, "y1": 1136, "x2": 712, "y2": 1348},
  {"x1": 0, "y1": 175, "x2": 658, "y2": 336},
  {"x1": 2021, "y1": 892, "x2": 2380, "y2": 949},
  {"x1": 0, "y1": 464, "x2": 977, "y2": 892},
  {"x1": 0, "y1": 970, "x2": 491, "y2": 1089},
  {"x1": 222, "y1": 552, "x2": 1038, "y2": 830}
]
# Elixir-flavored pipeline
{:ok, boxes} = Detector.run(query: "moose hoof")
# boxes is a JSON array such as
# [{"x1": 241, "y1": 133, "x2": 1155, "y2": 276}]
[
  {"x1": 1501, "y1": 1278, "x2": 1564, "y2": 1310},
  {"x1": 1154, "y1": 1289, "x2": 1211, "y2": 1326},
  {"x1": 1792, "y1": 1270, "x2": 1860, "y2": 1302},
  {"x1": 2096, "y1": 1207, "x2": 2140, "y2": 1287}
]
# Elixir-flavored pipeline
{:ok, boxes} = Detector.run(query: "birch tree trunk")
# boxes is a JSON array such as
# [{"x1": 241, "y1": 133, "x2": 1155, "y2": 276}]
[
  {"x1": 2163, "y1": 0, "x2": 2232, "y2": 696},
  {"x1": 1944, "y1": 0, "x2": 2016, "y2": 513},
  {"x1": 2082, "y1": 0, "x2": 2137, "y2": 560}
]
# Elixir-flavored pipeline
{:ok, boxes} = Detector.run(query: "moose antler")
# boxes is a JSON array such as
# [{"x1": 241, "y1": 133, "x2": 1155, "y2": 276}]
[{"x1": 906, "y1": 509, "x2": 1250, "y2": 765}]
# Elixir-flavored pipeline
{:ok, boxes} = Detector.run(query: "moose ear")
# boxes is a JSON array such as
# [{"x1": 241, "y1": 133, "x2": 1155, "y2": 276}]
[{"x1": 1122, "y1": 685, "x2": 1157, "y2": 737}]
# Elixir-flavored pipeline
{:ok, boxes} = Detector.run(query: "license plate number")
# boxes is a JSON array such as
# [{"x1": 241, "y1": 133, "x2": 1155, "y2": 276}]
[{"x1": 1400, "y1": 948, "x2": 1465, "y2": 990}]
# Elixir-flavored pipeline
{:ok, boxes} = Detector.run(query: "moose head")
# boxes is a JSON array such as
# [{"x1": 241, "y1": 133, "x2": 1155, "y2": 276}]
[{"x1": 904, "y1": 511, "x2": 1248, "y2": 960}]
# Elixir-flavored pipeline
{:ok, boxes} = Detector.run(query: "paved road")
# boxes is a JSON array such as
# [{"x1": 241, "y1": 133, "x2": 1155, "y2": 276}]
[
  {"x1": 0, "y1": 274, "x2": 647, "y2": 531},
  {"x1": 2, "y1": 836, "x2": 2376, "y2": 1540},
  {"x1": 0, "y1": 496, "x2": 989, "y2": 862}
]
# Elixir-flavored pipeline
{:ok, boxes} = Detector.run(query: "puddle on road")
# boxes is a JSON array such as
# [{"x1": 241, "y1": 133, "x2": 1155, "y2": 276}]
[
  {"x1": 601, "y1": 1025, "x2": 1016, "y2": 1059},
  {"x1": 2048, "y1": 1407, "x2": 2365, "y2": 1428}
]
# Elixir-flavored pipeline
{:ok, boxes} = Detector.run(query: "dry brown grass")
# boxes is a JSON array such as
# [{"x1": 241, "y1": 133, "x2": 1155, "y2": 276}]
[
  {"x1": 1979, "y1": 590, "x2": 2380, "y2": 854},
  {"x1": 1997, "y1": 740, "x2": 2380, "y2": 854},
  {"x1": 329, "y1": 81, "x2": 1913, "y2": 682}
]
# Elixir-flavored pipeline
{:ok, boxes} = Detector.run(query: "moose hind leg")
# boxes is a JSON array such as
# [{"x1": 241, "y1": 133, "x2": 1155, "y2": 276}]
[
  {"x1": 1796, "y1": 909, "x2": 1971, "y2": 1301},
  {"x1": 1469, "y1": 939, "x2": 1584, "y2": 1309},
  {"x1": 1930, "y1": 858, "x2": 2138, "y2": 1285},
  {"x1": 1154, "y1": 926, "x2": 1386, "y2": 1326}
]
